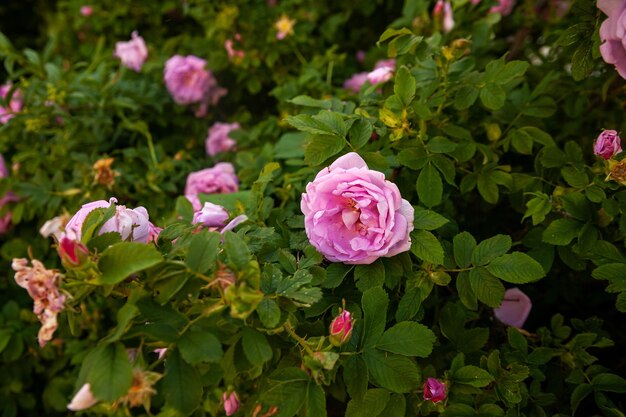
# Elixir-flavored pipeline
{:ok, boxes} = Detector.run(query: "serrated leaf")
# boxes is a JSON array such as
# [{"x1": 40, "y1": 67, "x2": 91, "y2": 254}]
[
  {"x1": 413, "y1": 207, "x2": 448, "y2": 230},
  {"x1": 417, "y1": 164, "x2": 443, "y2": 208},
  {"x1": 469, "y1": 268, "x2": 505, "y2": 308},
  {"x1": 178, "y1": 330, "x2": 223, "y2": 364},
  {"x1": 376, "y1": 322, "x2": 436, "y2": 357},
  {"x1": 223, "y1": 231, "x2": 251, "y2": 270},
  {"x1": 486, "y1": 253, "x2": 546, "y2": 284},
  {"x1": 364, "y1": 349, "x2": 421, "y2": 393},
  {"x1": 472, "y1": 234, "x2": 512, "y2": 266},
  {"x1": 480, "y1": 83, "x2": 506, "y2": 110},
  {"x1": 305, "y1": 382, "x2": 327, "y2": 417},
  {"x1": 355, "y1": 260, "x2": 385, "y2": 291},
  {"x1": 410, "y1": 230, "x2": 444, "y2": 264},
  {"x1": 257, "y1": 298, "x2": 281, "y2": 328},
  {"x1": 345, "y1": 388, "x2": 390, "y2": 417},
  {"x1": 454, "y1": 365, "x2": 495, "y2": 387},
  {"x1": 97, "y1": 243, "x2": 163, "y2": 285},
  {"x1": 304, "y1": 135, "x2": 346, "y2": 166},
  {"x1": 241, "y1": 327, "x2": 273, "y2": 366},
  {"x1": 542, "y1": 218, "x2": 581, "y2": 245},
  {"x1": 362, "y1": 288, "x2": 389, "y2": 348},
  {"x1": 394, "y1": 66, "x2": 416, "y2": 106},
  {"x1": 454, "y1": 232, "x2": 477, "y2": 268},
  {"x1": 349, "y1": 119, "x2": 373, "y2": 150},
  {"x1": 87, "y1": 343, "x2": 133, "y2": 402},
  {"x1": 163, "y1": 350, "x2": 202, "y2": 415}
]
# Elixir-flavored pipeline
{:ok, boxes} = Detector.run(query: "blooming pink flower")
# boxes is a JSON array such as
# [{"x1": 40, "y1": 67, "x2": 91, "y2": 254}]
[
  {"x1": 0, "y1": 83, "x2": 23, "y2": 124},
  {"x1": 64, "y1": 197, "x2": 153, "y2": 243},
  {"x1": 67, "y1": 383, "x2": 98, "y2": 411},
  {"x1": 329, "y1": 310, "x2": 353, "y2": 346},
  {"x1": 205, "y1": 122, "x2": 239, "y2": 156},
  {"x1": 594, "y1": 130, "x2": 622, "y2": 159},
  {"x1": 494, "y1": 287, "x2": 532, "y2": 328},
  {"x1": 163, "y1": 55, "x2": 227, "y2": 114},
  {"x1": 185, "y1": 163, "x2": 239, "y2": 211},
  {"x1": 489, "y1": 0, "x2": 516, "y2": 15},
  {"x1": 366, "y1": 66, "x2": 394, "y2": 85},
  {"x1": 12, "y1": 258, "x2": 66, "y2": 346},
  {"x1": 193, "y1": 202, "x2": 229, "y2": 227},
  {"x1": 80, "y1": 6, "x2": 93, "y2": 16},
  {"x1": 423, "y1": 378, "x2": 446, "y2": 403},
  {"x1": 301, "y1": 152, "x2": 414, "y2": 264},
  {"x1": 222, "y1": 391, "x2": 240, "y2": 416},
  {"x1": 344, "y1": 60, "x2": 396, "y2": 93},
  {"x1": 114, "y1": 31, "x2": 148, "y2": 72},
  {"x1": 598, "y1": 0, "x2": 626, "y2": 79}
]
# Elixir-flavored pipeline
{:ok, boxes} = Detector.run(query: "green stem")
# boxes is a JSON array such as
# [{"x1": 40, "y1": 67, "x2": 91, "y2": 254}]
[{"x1": 284, "y1": 321, "x2": 315, "y2": 356}]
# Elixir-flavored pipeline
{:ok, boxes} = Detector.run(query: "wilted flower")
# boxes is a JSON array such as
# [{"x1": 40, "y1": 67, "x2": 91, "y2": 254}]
[
  {"x1": 329, "y1": 309, "x2": 353, "y2": 346},
  {"x1": 184, "y1": 163, "x2": 239, "y2": 211},
  {"x1": 598, "y1": 0, "x2": 626, "y2": 78},
  {"x1": 223, "y1": 391, "x2": 240, "y2": 416},
  {"x1": 205, "y1": 122, "x2": 239, "y2": 156},
  {"x1": 423, "y1": 378, "x2": 446, "y2": 403},
  {"x1": 58, "y1": 236, "x2": 90, "y2": 266},
  {"x1": 0, "y1": 83, "x2": 23, "y2": 124},
  {"x1": 494, "y1": 287, "x2": 532, "y2": 328},
  {"x1": 608, "y1": 159, "x2": 626, "y2": 185},
  {"x1": 117, "y1": 369, "x2": 161, "y2": 408},
  {"x1": 275, "y1": 14, "x2": 296, "y2": 40},
  {"x1": 594, "y1": 130, "x2": 622, "y2": 160},
  {"x1": 490, "y1": 0, "x2": 516, "y2": 15},
  {"x1": 12, "y1": 258, "x2": 66, "y2": 346},
  {"x1": 79, "y1": 5, "x2": 93, "y2": 16},
  {"x1": 93, "y1": 157, "x2": 119, "y2": 189},
  {"x1": 40, "y1": 214, "x2": 70, "y2": 240},
  {"x1": 301, "y1": 152, "x2": 414, "y2": 264},
  {"x1": 67, "y1": 383, "x2": 98, "y2": 411},
  {"x1": 114, "y1": 31, "x2": 148, "y2": 72}
]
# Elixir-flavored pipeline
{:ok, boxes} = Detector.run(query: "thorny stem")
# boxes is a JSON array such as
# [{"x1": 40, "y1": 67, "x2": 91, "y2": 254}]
[{"x1": 283, "y1": 321, "x2": 315, "y2": 356}]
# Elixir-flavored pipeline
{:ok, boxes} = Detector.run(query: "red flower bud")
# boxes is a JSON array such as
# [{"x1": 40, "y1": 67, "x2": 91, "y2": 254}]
[
  {"x1": 58, "y1": 236, "x2": 89, "y2": 266},
  {"x1": 423, "y1": 378, "x2": 446, "y2": 403},
  {"x1": 329, "y1": 310, "x2": 353, "y2": 346}
]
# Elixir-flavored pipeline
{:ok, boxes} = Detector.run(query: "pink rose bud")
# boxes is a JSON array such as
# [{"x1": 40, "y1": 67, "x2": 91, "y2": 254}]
[
  {"x1": 366, "y1": 66, "x2": 394, "y2": 85},
  {"x1": 114, "y1": 31, "x2": 148, "y2": 72},
  {"x1": 356, "y1": 50, "x2": 366, "y2": 64},
  {"x1": 301, "y1": 152, "x2": 414, "y2": 264},
  {"x1": 594, "y1": 130, "x2": 622, "y2": 159},
  {"x1": 222, "y1": 391, "x2": 240, "y2": 416},
  {"x1": 205, "y1": 122, "x2": 239, "y2": 156},
  {"x1": 423, "y1": 378, "x2": 446, "y2": 403},
  {"x1": 80, "y1": 5, "x2": 93, "y2": 16},
  {"x1": 67, "y1": 383, "x2": 98, "y2": 411},
  {"x1": 58, "y1": 236, "x2": 90, "y2": 266},
  {"x1": 442, "y1": 1, "x2": 455, "y2": 33},
  {"x1": 0, "y1": 83, "x2": 23, "y2": 124},
  {"x1": 0, "y1": 153, "x2": 7, "y2": 177},
  {"x1": 433, "y1": 0, "x2": 444, "y2": 16},
  {"x1": 329, "y1": 310, "x2": 353, "y2": 346},
  {"x1": 192, "y1": 202, "x2": 229, "y2": 228},
  {"x1": 494, "y1": 287, "x2": 532, "y2": 328},
  {"x1": 184, "y1": 163, "x2": 239, "y2": 211}
]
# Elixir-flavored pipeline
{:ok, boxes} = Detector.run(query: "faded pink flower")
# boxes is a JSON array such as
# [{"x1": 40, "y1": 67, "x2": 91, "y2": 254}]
[
  {"x1": 301, "y1": 152, "x2": 414, "y2": 264},
  {"x1": 193, "y1": 202, "x2": 229, "y2": 227},
  {"x1": 64, "y1": 197, "x2": 152, "y2": 243},
  {"x1": 490, "y1": 0, "x2": 516, "y2": 15},
  {"x1": 224, "y1": 37, "x2": 245, "y2": 62},
  {"x1": 494, "y1": 287, "x2": 532, "y2": 328},
  {"x1": 12, "y1": 258, "x2": 66, "y2": 347},
  {"x1": 594, "y1": 130, "x2": 622, "y2": 159},
  {"x1": 222, "y1": 391, "x2": 240, "y2": 416},
  {"x1": 598, "y1": 0, "x2": 626, "y2": 78},
  {"x1": 114, "y1": 31, "x2": 148, "y2": 72},
  {"x1": 443, "y1": 1, "x2": 455, "y2": 32},
  {"x1": 185, "y1": 163, "x2": 239, "y2": 211},
  {"x1": 40, "y1": 214, "x2": 69, "y2": 240},
  {"x1": 329, "y1": 310, "x2": 353, "y2": 346},
  {"x1": 67, "y1": 383, "x2": 98, "y2": 411},
  {"x1": 0, "y1": 83, "x2": 23, "y2": 124},
  {"x1": 80, "y1": 6, "x2": 93, "y2": 16},
  {"x1": 163, "y1": 55, "x2": 227, "y2": 114},
  {"x1": 206, "y1": 122, "x2": 239, "y2": 156},
  {"x1": 423, "y1": 378, "x2": 446, "y2": 403}
]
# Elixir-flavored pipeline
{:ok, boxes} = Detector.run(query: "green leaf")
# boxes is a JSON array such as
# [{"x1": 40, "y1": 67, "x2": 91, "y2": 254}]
[
  {"x1": 87, "y1": 343, "x2": 133, "y2": 402},
  {"x1": 472, "y1": 234, "x2": 512, "y2": 266},
  {"x1": 286, "y1": 114, "x2": 334, "y2": 135},
  {"x1": 395, "y1": 287, "x2": 422, "y2": 321},
  {"x1": 163, "y1": 350, "x2": 203, "y2": 416},
  {"x1": 178, "y1": 330, "x2": 223, "y2": 364},
  {"x1": 480, "y1": 83, "x2": 506, "y2": 110},
  {"x1": 417, "y1": 164, "x2": 443, "y2": 208},
  {"x1": 305, "y1": 382, "x2": 327, "y2": 417},
  {"x1": 571, "y1": 42, "x2": 593, "y2": 81},
  {"x1": 496, "y1": 60, "x2": 529, "y2": 84},
  {"x1": 454, "y1": 365, "x2": 495, "y2": 387},
  {"x1": 0, "y1": 329, "x2": 11, "y2": 354},
  {"x1": 394, "y1": 66, "x2": 416, "y2": 106},
  {"x1": 223, "y1": 231, "x2": 251, "y2": 270},
  {"x1": 344, "y1": 356, "x2": 369, "y2": 401},
  {"x1": 376, "y1": 322, "x2": 436, "y2": 357},
  {"x1": 186, "y1": 231, "x2": 220, "y2": 274},
  {"x1": 257, "y1": 298, "x2": 281, "y2": 328},
  {"x1": 454, "y1": 232, "x2": 477, "y2": 268},
  {"x1": 97, "y1": 243, "x2": 163, "y2": 285},
  {"x1": 355, "y1": 260, "x2": 386, "y2": 291},
  {"x1": 413, "y1": 207, "x2": 448, "y2": 230},
  {"x1": 323, "y1": 263, "x2": 352, "y2": 288},
  {"x1": 242, "y1": 327, "x2": 273, "y2": 366},
  {"x1": 486, "y1": 253, "x2": 546, "y2": 284},
  {"x1": 411, "y1": 230, "x2": 444, "y2": 264},
  {"x1": 477, "y1": 174, "x2": 499, "y2": 204},
  {"x1": 592, "y1": 373, "x2": 626, "y2": 393},
  {"x1": 542, "y1": 218, "x2": 581, "y2": 246},
  {"x1": 469, "y1": 268, "x2": 505, "y2": 308},
  {"x1": 349, "y1": 119, "x2": 373, "y2": 150},
  {"x1": 571, "y1": 383, "x2": 593, "y2": 415},
  {"x1": 454, "y1": 85, "x2": 479, "y2": 110},
  {"x1": 364, "y1": 349, "x2": 421, "y2": 393},
  {"x1": 509, "y1": 128, "x2": 534, "y2": 154},
  {"x1": 345, "y1": 388, "x2": 390, "y2": 417},
  {"x1": 380, "y1": 393, "x2": 407, "y2": 417},
  {"x1": 457, "y1": 271, "x2": 478, "y2": 310},
  {"x1": 304, "y1": 135, "x2": 346, "y2": 165},
  {"x1": 288, "y1": 95, "x2": 332, "y2": 109},
  {"x1": 362, "y1": 287, "x2": 389, "y2": 348},
  {"x1": 428, "y1": 137, "x2": 458, "y2": 154}
]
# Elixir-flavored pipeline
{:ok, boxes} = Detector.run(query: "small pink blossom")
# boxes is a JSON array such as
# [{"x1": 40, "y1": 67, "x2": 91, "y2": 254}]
[
  {"x1": 153, "y1": 348, "x2": 168, "y2": 360},
  {"x1": 594, "y1": 130, "x2": 622, "y2": 159},
  {"x1": 423, "y1": 378, "x2": 446, "y2": 403},
  {"x1": 223, "y1": 391, "x2": 240, "y2": 416},
  {"x1": 490, "y1": 0, "x2": 516, "y2": 16},
  {"x1": 12, "y1": 258, "x2": 66, "y2": 347},
  {"x1": 343, "y1": 72, "x2": 369, "y2": 93},
  {"x1": 443, "y1": 1, "x2": 455, "y2": 32},
  {"x1": 205, "y1": 122, "x2": 239, "y2": 156},
  {"x1": 0, "y1": 83, "x2": 23, "y2": 124},
  {"x1": 343, "y1": 60, "x2": 396, "y2": 93},
  {"x1": 185, "y1": 163, "x2": 239, "y2": 211},
  {"x1": 494, "y1": 287, "x2": 532, "y2": 328},
  {"x1": 67, "y1": 383, "x2": 98, "y2": 411},
  {"x1": 329, "y1": 310, "x2": 353, "y2": 346},
  {"x1": 193, "y1": 202, "x2": 229, "y2": 228},
  {"x1": 301, "y1": 152, "x2": 413, "y2": 264},
  {"x1": 366, "y1": 66, "x2": 394, "y2": 85},
  {"x1": 224, "y1": 38, "x2": 245, "y2": 62},
  {"x1": 114, "y1": 31, "x2": 148, "y2": 72},
  {"x1": 80, "y1": 6, "x2": 93, "y2": 16},
  {"x1": 356, "y1": 50, "x2": 366, "y2": 64}
]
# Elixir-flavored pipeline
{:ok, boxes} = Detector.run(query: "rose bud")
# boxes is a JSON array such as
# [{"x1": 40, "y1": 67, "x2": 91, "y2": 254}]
[
  {"x1": 329, "y1": 310, "x2": 353, "y2": 347},
  {"x1": 423, "y1": 377, "x2": 446, "y2": 403},
  {"x1": 58, "y1": 236, "x2": 90, "y2": 266},
  {"x1": 594, "y1": 130, "x2": 622, "y2": 160},
  {"x1": 223, "y1": 391, "x2": 240, "y2": 416}
]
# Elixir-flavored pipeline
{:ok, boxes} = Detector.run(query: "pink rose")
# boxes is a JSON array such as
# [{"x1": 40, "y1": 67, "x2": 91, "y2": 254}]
[
  {"x1": 0, "y1": 83, "x2": 23, "y2": 124},
  {"x1": 329, "y1": 310, "x2": 353, "y2": 346},
  {"x1": 366, "y1": 67, "x2": 394, "y2": 84},
  {"x1": 423, "y1": 378, "x2": 446, "y2": 403},
  {"x1": 494, "y1": 287, "x2": 532, "y2": 328},
  {"x1": 67, "y1": 383, "x2": 98, "y2": 411},
  {"x1": 490, "y1": 0, "x2": 516, "y2": 15},
  {"x1": 301, "y1": 153, "x2": 414, "y2": 264},
  {"x1": 343, "y1": 59, "x2": 396, "y2": 93},
  {"x1": 594, "y1": 130, "x2": 622, "y2": 159},
  {"x1": 222, "y1": 391, "x2": 240, "y2": 416},
  {"x1": 599, "y1": 0, "x2": 626, "y2": 78},
  {"x1": 343, "y1": 72, "x2": 369, "y2": 93},
  {"x1": 80, "y1": 6, "x2": 93, "y2": 16},
  {"x1": 192, "y1": 202, "x2": 229, "y2": 227},
  {"x1": 114, "y1": 31, "x2": 148, "y2": 72},
  {"x1": 205, "y1": 122, "x2": 239, "y2": 156},
  {"x1": 64, "y1": 197, "x2": 153, "y2": 243},
  {"x1": 163, "y1": 55, "x2": 227, "y2": 114},
  {"x1": 184, "y1": 163, "x2": 239, "y2": 211}
]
